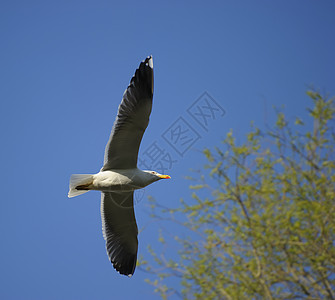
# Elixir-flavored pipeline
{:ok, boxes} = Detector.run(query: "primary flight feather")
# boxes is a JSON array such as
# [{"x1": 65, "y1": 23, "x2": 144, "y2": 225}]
[{"x1": 68, "y1": 56, "x2": 170, "y2": 277}]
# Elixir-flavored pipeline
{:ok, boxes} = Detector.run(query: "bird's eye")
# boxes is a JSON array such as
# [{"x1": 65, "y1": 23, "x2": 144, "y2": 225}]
[{"x1": 151, "y1": 171, "x2": 156, "y2": 175}]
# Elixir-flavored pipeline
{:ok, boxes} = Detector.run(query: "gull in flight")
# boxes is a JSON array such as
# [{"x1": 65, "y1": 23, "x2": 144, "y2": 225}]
[{"x1": 68, "y1": 56, "x2": 170, "y2": 277}]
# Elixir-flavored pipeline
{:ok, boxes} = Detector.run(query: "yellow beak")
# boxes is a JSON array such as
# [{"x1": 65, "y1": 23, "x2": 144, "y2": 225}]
[{"x1": 158, "y1": 174, "x2": 171, "y2": 179}]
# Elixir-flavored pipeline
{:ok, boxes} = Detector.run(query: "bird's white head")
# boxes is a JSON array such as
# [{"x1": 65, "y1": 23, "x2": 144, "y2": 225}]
[{"x1": 143, "y1": 170, "x2": 171, "y2": 183}]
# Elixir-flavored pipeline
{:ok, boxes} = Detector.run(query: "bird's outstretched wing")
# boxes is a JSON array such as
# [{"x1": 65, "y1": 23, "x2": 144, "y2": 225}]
[
  {"x1": 101, "y1": 192, "x2": 138, "y2": 276},
  {"x1": 102, "y1": 56, "x2": 154, "y2": 170}
]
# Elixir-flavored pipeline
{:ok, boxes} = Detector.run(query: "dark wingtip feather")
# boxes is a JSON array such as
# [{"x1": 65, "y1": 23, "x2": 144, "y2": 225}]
[
  {"x1": 110, "y1": 251, "x2": 137, "y2": 277},
  {"x1": 105, "y1": 238, "x2": 137, "y2": 276},
  {"x1": 143, "y1": 55, "x2": 153, "y2": 69}
]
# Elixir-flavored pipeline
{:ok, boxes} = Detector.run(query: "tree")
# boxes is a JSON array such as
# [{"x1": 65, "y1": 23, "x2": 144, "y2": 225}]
[{"x1": 140, "y1": 91, "x2": 335, "y2": 299}]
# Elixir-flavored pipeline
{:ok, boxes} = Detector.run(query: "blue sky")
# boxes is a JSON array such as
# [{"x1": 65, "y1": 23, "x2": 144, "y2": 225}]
[{"x1": 1, "y1": 1, "x2": 334, "y2": 299}]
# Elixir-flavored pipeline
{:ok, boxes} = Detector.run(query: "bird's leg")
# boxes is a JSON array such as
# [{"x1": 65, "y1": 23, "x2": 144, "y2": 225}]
[{"x1": 76, "y1": 183, "x2": 93, "y2": 190}]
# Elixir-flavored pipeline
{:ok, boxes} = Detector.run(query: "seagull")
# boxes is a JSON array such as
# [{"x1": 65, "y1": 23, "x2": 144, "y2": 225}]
[{"x1": 68, "y1": 56, "x2": 170, "y2": 277}]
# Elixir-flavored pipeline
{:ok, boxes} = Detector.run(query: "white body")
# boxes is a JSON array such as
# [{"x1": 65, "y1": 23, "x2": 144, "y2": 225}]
[
  {"x1": 92, "y1": 169, "x2": 156, "y2": 192},
  {"x1": 68, "y1": 168, "x2": 161, "y2": 198}
]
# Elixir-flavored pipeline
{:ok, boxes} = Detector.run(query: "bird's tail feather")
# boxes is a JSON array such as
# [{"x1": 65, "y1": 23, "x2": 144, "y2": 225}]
[{"x1": 68, "y1": 174, "x2": 94, "y2": 198}]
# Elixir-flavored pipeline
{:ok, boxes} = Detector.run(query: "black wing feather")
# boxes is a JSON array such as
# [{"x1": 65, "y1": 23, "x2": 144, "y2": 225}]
[
  {"x1": 102, "y1": 56, "x2": 154, "y2": 170},
  {"x1": 101, "y1": 192, "x2": 138, "y2": 276}
]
